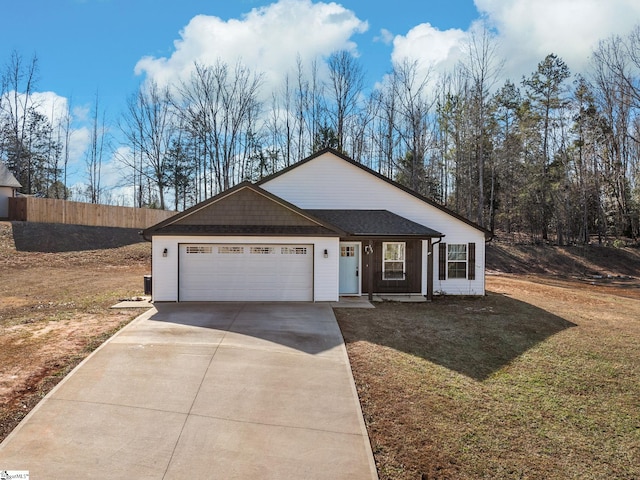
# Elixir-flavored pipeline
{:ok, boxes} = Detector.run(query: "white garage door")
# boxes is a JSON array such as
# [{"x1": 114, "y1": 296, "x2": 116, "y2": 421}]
[{"x1": 179, "y1": 243, "x2": 313, "y2": 301}]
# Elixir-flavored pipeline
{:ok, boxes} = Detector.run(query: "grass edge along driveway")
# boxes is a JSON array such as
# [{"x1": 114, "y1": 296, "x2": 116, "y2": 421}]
[{"x1": 336, "y1": 274, "x2": 640, "y2": 480}]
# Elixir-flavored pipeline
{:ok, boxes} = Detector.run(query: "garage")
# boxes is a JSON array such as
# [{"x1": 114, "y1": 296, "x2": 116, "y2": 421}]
[{"x1": 178, "y1": 243, "x2": 314, "y2": 301}]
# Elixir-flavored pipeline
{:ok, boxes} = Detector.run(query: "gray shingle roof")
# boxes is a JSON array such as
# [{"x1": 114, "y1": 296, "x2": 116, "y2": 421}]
[
  {"x1": 306, "y1": 209, "x2": 443, "y2": 237},
  {"x1": 0, "y1": 163, "x2": 21, "y2": 188}
]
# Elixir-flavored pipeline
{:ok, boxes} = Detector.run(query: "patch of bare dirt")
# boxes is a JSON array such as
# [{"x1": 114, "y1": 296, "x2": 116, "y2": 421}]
[
  {"x1": 0, "y1": 221, "x2": 151, "y2": 442},
  {"x1": 486, "y1": 240, "x2": 640, "y2": 278}
]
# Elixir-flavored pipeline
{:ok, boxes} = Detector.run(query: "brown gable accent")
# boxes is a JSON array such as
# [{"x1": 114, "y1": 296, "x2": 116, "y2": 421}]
[
  {"x1": 174, "y1": 187, "x2": 318, "y2": 227},
  {"x1": 142, "y1": 183, "x2": 346, "y2": 240}
]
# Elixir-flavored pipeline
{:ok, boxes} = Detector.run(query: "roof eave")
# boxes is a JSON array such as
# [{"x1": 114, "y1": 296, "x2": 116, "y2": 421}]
[
  {"x1": 346, "y1": 233, "x2": 445, "y2": 239},
  {"x1": 142, "y1": 230, "x2": 341, "y2": 238}
]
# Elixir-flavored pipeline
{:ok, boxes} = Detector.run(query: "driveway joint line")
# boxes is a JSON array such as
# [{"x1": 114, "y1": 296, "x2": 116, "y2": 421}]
[
  {"x1": 45, "y1": 397, "x2": 193, "y2": 416},
  {"x1": 161, "y1": 303, "x2": 245, "y2": 480},
  {"x1": 186, "y1": 411, "x2": 366, "y2": 437}
]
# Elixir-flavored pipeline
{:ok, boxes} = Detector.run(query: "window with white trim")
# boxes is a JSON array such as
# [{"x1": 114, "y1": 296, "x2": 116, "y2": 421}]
[
  {"x1": 447, "y1": 244, "x2": 467, "y2": 279},
  {"x1": 383, "y1": 242, "x2": 405, "y2": 280}
]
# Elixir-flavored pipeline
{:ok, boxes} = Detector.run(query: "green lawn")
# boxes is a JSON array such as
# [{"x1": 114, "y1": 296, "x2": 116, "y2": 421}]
[{"x1": 336, "y1": 275, "x2": 640, "y2": 479}]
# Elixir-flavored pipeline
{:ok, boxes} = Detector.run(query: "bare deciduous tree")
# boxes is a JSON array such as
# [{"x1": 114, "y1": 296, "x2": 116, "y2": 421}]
[
  {"x1": 85, "y1": 92, "x2": 107, "y2": 204},
  {"x1": 327, "y1": 50, "x2": 365, "y2": 154}
]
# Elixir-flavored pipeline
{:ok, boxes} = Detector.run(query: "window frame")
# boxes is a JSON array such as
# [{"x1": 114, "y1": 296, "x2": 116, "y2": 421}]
[
  {"x1": 447, "y1": 243, "x2": 468, "y2": 279},
  {"x1": 382, "y1": 241, "x2": 406, "y2": 281},
  {"x1": 340, "y1": 245, "x2": 356, "y2": 257}
]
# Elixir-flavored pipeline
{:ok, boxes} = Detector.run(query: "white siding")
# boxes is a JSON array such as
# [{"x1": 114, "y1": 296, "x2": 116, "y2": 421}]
[
  {"x1": 151, "y1": 235, "x2": 339, "y2": 302},
  {"x1": 152, "y1": 237, "x2": 178, "y2": 301},
  {"x1": 262, "y1": 152, "x2": 486, "y2": 295}
]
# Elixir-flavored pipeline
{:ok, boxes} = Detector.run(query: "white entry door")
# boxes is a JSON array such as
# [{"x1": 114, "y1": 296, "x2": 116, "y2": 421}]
[
  {"x1": 179, "y1": 243, "x2": 313, "y2": 301},
  {"x1": 339, "y1": 242, "x2": 360, "y2": 295}
]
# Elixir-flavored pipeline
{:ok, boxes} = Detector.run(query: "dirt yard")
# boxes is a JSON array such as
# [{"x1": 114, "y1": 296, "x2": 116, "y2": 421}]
[{"x1": 0, "y1": 222, "x2": 151, "y2": 441}]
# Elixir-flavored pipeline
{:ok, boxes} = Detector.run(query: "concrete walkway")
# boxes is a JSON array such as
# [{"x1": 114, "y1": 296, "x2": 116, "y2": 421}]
[{"x1": 0, "y1": 303, "x2": 378, "y2": 479}]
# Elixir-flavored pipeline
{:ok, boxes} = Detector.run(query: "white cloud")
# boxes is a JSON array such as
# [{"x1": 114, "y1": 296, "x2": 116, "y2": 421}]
[
  {"x1": 2, "y1": 91, "x2": 69, "y2": 128},
  {"x1": 30, "y1": 91, "x2": 69, "y2": 126},
  {"x1": 1, "y1": 90, "x2": 90, "y2": 168},
  {"x1": 392, "y1": 23, "x2": 467, "y2": 70},
  {"x1": 375, "y1": 28, "x2": 394, "y2": 45},
  {"x1": 134, "y1": 0, "x2": 368, "y2": 93},
  {"x1": 390, "y1": 23, "x2": 467, "y2": 84},
  {"x1": 389, "y1": 0, "x2": 640, "y2": 89},
  {"x1": 72, "y1": 104, "x2": 91, "y2": 123},
  {"x1": 476, "y1": 0, "x2": 640, "y2": 80},
  {"x1": 68, "y1": 126, "x2": 90, "y2": 165}
]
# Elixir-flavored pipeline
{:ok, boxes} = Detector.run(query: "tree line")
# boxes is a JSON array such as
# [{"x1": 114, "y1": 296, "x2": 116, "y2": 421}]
[{"x1": 1, "y1": 25, "x2": 639, "y2": 243}]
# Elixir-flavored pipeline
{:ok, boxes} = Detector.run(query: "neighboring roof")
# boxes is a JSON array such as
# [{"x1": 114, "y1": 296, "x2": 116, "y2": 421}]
[
  {"x1": 257, "y1": 148, "x2": 492, "y2": 239},
  {"x1": 0, "y1": 163, "x2": 21, "y2": 188},
  {"x1": 307, "y1": 209, "x2": 443, "y2": 238},
  {"x1": 142, "y1": 182, "x2": 346, "y2": 240}
]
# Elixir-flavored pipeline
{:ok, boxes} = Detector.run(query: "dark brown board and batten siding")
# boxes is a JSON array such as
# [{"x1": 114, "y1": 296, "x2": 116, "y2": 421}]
[
  {"x1": 174, "y1": 187, "x2": 318, "y2": 227},
  {"x1": 361, "y1": 239, "x2": 422, "y2": 294}
]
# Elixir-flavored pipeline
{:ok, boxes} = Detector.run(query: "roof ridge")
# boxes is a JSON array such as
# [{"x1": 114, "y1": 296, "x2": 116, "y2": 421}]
[{"x1": 259, "y1": 149, "x2": 492, "y2": 239}]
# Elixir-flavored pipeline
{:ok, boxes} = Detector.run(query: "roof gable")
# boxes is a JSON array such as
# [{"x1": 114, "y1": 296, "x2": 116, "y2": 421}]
[
  {"x1": 258, "y1": 148, "x2": 491, "y2": 239},
  {"x1": 143, "y1": 182, "x2": 344, "y2": 238},
  {"x1": 307, "y1": 210, "x2": 443, "y2": 237},
  {"x1": 175, "y1": 186, "x2": 316, "y2": 227},
  {"x1": 0, "y1": 163, "x2": 21, "y2": 188}
]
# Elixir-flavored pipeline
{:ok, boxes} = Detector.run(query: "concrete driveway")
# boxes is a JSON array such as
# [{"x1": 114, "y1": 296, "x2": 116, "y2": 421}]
[{"x1": 0, "y1": 303, "x2": 378, "y2": 479}]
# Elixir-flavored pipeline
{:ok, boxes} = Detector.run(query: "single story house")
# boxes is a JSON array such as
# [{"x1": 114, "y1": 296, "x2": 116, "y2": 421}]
[
  {"x1": 0, "y1": 163, "x2": 21, "y2": 219},
  {"x1": 142, "y1": 148, "x2": 491, "y2": 302}
]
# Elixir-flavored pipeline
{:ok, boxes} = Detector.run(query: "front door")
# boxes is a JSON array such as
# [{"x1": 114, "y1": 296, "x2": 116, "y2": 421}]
[{"x1": 339, "y1": 242, "x2": 360, "y2": 295}]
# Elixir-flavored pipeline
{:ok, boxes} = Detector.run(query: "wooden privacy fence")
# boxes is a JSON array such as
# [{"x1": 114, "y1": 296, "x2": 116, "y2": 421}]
[{"x1": 8, "y1": 197, "x2": 175, "y2": 229}]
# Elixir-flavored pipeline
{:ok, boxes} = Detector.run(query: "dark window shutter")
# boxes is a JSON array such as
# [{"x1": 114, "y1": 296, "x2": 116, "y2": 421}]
[
  {"x1": 438, "y1": 242, "x2": 447, "y2": 280},
  {"x1": 468, "y1": 242, "x2": 476, "y2": 280}
]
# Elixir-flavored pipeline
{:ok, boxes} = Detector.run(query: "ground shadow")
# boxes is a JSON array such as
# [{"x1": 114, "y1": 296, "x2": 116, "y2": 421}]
[
  {"x1": 11, "y1": 221, "x2": 144, "y2": 252},
  {"x1": 487, "y1": 242, "x2": 640, "y2": 276},
  {"x1": 335, "y1": 292, "x2": 577, "y2": 381},
  {"x1": 146, "y1": 302, "x2": 344, "y2": 356}
]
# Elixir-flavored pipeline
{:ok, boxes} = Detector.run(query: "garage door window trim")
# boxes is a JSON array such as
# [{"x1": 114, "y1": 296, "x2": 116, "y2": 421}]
[
  {"x1": 250, "y1": 246, "x2": 275, "y2": 254},
  {"x1": 218, "y1": 246, "x2": 244, "y2": 254},
  {"x1": 186, "y1": 245, "x2": 213, "y2": 254},
  {"x1": 281, "y1": 246, "x2": 308, "y2": 255}
]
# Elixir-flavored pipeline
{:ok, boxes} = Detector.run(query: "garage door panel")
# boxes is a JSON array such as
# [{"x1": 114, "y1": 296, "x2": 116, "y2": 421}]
[{"x1": 179, "y1": 243, "x2": 313, "y2": 301}]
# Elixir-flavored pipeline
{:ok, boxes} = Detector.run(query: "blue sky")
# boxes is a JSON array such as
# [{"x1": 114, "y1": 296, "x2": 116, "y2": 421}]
[
  {"x1": 0, "y1": 0, "x2": 478, "y2": 104},
  {"x1": 2, "y1": 0, "x2": 639, "y2": 201},
  {"x1": 0, "y1": 0, "x2": 478, "y2": 120}
]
